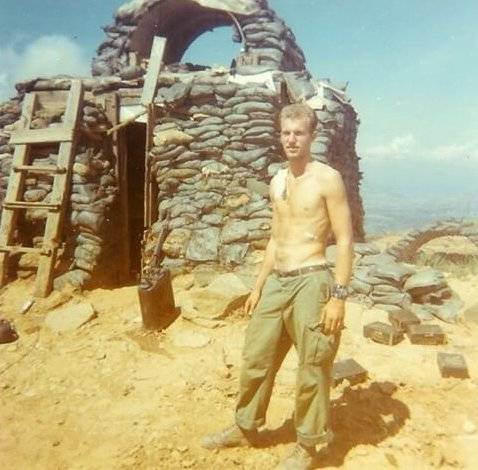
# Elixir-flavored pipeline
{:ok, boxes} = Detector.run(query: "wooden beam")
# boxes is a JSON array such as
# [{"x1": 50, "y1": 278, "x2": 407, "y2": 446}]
[
  {"x1": 10, "y1": 127, "x2": 74, "y2": 145},
  {"x1": 34, "y1": 80, "x2": 83, "y2": 297},
  {"x1": 140, "y1": 36, "x2": 166, "y2": 106}
]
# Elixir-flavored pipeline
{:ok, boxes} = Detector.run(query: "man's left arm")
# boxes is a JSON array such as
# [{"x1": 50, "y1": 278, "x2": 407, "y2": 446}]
[{"x1": 321, "y1": 170, "x2": 354, "y2": 334}]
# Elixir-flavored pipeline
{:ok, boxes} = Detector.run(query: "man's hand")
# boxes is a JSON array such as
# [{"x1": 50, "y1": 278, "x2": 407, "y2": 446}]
[
  {"x1": 244, "y1": 290, "x2": 261, "y2": 316},
  {"x1": 320, "y1": 298, "x2": 345, "y2": 334}
]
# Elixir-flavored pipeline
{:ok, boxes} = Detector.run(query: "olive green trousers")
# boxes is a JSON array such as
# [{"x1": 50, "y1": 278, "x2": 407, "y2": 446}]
[{"x1": 235, "y1": 268, "x2": 341, "y2": 447}]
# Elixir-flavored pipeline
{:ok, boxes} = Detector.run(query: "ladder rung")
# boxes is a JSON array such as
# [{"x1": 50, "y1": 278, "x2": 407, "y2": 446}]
[
  {"x1": 9, "y1": 127, "x2": 74, "y2": 145},
  {"x1": 0, "y1": 246, "x2": 52, "y2": 256},
  {"x1": 13, "y1": 165, "x2": 67, "y2": 174},
  {"x1": 2, "y1": 201, "x2": 61, "y2": 211}
]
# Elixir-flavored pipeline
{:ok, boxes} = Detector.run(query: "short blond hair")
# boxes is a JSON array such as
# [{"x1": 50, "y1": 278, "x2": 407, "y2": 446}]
[{"x1": 280, "y1": 103, "x2": 318, "y2": 133}]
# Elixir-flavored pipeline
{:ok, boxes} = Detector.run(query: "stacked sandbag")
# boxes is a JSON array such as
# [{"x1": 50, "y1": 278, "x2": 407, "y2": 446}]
[
  {"x1": 234, "y1": 7, "x2": 306, "y2": 73},
  {"x1": 0, "y1": 99, "x2": 22, "y2": 206},
  {"x1": 326, "y1": 241, "x2": 462, "y2": 323},
  {"x1": 0, "y1": 95, "x2": 119, "y2": 289},
  {"x1": 386, "y1": 219, "x2": 478, "y2": 262},
  {"x1": 92, "y1": 0, "x2": 306, "y2": 78},
  {"x1": 149, "y1": 74, "x2": 280, "y2": 268}
]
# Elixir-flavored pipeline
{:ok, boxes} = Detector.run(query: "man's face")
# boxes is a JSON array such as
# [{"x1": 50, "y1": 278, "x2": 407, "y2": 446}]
[{"x1": 280, "y1": 117, "x2": 315, "y2": 162}]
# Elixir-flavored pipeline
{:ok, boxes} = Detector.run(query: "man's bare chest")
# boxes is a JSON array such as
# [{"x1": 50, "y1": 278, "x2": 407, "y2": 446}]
[{"x1": 275, "y1": 176, "x2": 326, "y2": 218}]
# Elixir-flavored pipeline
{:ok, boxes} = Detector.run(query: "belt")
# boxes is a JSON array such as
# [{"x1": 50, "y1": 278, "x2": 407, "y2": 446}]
[{"x1": 273, "y1": 264, "x2": 329, "y2": 278}]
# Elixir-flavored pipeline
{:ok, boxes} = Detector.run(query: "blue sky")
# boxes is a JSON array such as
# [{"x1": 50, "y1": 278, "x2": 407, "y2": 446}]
[{"x1": 0, "y1": 0, "x2": 477, "y2": 230}]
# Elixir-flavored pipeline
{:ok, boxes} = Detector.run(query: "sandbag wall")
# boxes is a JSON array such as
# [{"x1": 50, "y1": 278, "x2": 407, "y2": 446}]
[
  {"x1": 147, "y1": 70, "x2": 364, "y2": 270},
  {"x1": 0, "y1": 96, "x2": 120, "y2": 289},
  {"x1": 150, "y1": 75, "x2": 279, "y2": 269}
]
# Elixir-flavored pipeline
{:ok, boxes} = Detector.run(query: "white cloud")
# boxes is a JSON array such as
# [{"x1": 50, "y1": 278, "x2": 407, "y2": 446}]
[
  {"x1": 361, "y1": 134, "x2": 478, "y2": 162},
  {"x1": 0, "y1": 35, "x2": 89, "y2": 102},
  {"x1": 364, "y1": 134, "x2": 416, "y2": 159}
]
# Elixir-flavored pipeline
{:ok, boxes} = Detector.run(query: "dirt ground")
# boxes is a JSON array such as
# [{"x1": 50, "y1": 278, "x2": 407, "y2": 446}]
[{"x1": 1, "y1": 247, "x2": 478, "y2": 469}]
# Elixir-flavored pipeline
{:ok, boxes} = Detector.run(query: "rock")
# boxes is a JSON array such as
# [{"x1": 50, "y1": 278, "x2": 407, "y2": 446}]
[
  {"x1": 185, "y1": 227, "x2": 220, "y2": 261},
  {"x1": 369, "y1": 262, "x2": 416, "y2": 285},
  {"x1": 463, "y1": 419, "x2": 477, "y2": 434},
  {"x1": 404, "y1": 268, "x2": 447, "y2": 298},
  {"x1": 221, "y1": 221, "x2": 249, "y2": 244},
  {"x1": 162, "y1": 229, "x2": 191, "y2": 258},
  {"x1": 53, "y1": 270, "x2": 92, "y2": 291},
  {"x1": 192, "y1": 273, "x2": 250, "y2": 319},
  {"x1": 171, "y1": 330, "x2": 210, "y2": 349},
  {"x1": 153, "y1": 129, "x2": 193, "y2": 147},
  {"x1": 44, "y1": 302, "x2": 96, "y2": 333},
  {"x1": 354, "y1": 242, "x2": 381, "y2": 256},
  {"x1": 349, "y1": 278, "x2": 372, "y2": 295},
  {"x1": 409, "y1": 303, "x2": 434, "y2": 321},
  {"x1": 359, "y1": 253, "x2": 397, "y2": 266},
  {"x1": 220, "y1": 243, "x2": 249, "y2": 265},
  {"x1": 428, "y1": 297, "x2": 463, "y2": 323},
  {"x1": 24, "y1": 189, "x2": 47, "y2": 202},
  {"x1": 233, "y1": 102, "x2": 275, "y2": 115},
  {"x1": 371, "y1": 292, "x2": 412, "y2": 309}
]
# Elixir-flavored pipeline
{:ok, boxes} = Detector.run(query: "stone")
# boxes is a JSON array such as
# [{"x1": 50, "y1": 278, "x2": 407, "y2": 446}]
[
  {"x1": 185, "y1": 227, "x2": 220, "y2": 262},
  {"x1": 153, "y1": 129, "x2": 193, "y2": 147},
  {"x1": 220, "y1": 243, "x2": 249, "y2": 265},
  {"x1": 369, "y1": 262, "x2": 416, "y2": 285},
  {"x1": 233, "y1": 101, "x2": 275, "y2": 115},
  {"x1": 53, "y1": 270, "x2": 92, "y2": 291},
  {"x1": 403, "y1": 268, "x2": 447, "y2": 298},
  {"x1": 428, "y1": 297, "x2": 463, "y2": 323},
  {"x1": 371, "y1": 292, "x2": 412, "y2": 309},
  {"x1": 171, "y1": 330, "x2": 210, "y2": 349},
  {"x1": 162, "y1": 229, "x2": 191, "y2": 258},
  {"x1": 463, "y1": 420, "x2": 477, "y2": 434},
  {"x1": 359, "y1": 253, "x2": 397, "y2": 266},
  {"x1": 24, "y1": 189, "x2": 47, "y2": 202},
  {"x1": 354, "y1": 243, "x2": 380, "y2": 256},
  {"x1": 409, "y1": 303, "x2": 435, "y2": 321},
  {"x1": 44, "y1": 302, "x2": 96, "y2": 333},
  {"x1": 192, "y1": 273, "x2": 250, "y2": 319},
  {"x1": 221, "y1": 221, "x2": 249, "y2": 244},
  {"x1": 349, "y1": 278, "x2": 372, "y2": 295}
]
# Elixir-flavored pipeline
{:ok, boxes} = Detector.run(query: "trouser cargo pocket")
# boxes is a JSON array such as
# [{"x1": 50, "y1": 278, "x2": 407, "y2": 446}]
[{"x1": 301, "y1": 322, "x2": 334, "y2": 365}]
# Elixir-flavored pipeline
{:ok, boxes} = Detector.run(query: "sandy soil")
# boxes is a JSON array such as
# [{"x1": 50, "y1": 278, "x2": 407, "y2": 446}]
[{"x1": 1, "y1": 261, "x2": 478, "y2": 469}]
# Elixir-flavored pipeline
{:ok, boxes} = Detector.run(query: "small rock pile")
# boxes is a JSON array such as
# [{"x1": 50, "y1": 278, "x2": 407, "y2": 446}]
[{"x1": 328, "y1": 242, "x2": 463, "y2": 323}]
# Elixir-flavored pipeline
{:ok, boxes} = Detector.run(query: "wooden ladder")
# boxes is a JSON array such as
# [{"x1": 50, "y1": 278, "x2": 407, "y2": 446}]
[{"x1": 0, "y1": 80, "x2": 84, "y2": 297}]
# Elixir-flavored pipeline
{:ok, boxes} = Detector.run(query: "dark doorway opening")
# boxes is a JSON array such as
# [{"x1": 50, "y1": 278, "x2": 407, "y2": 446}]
[{"x1": 120, "y1": 122, "x2": 146, "y2": 282}]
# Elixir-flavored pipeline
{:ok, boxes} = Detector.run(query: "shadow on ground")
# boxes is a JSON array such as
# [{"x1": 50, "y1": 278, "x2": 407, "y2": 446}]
[{"x1": 256, "y1": 381, "x2": 410, "y2": 468}]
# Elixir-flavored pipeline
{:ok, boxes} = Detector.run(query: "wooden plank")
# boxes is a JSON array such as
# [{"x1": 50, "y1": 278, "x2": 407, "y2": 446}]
[
  {"x1": 3, "y1": 201, "x2": 60, "y2": 210},
  {"x1": 0, "y1": 92, "x2": 37, "y2": 286},
  {"x1": 144, "y1": 104, "x2": 157, "y2": 228},
  {"x1": 9, "y1": 127, "x2": 74, "y2": 145},
  {"x1": 13, "y1": 165, "x2": 66, "y2": 174},
  {"x1": 34, "y1": 80, "x2": 83, "y2": 297},
  {"x1": 140, "y1": 36, "x2": 166, "y2": 106},
  {"x1": 0, "y1": 246, "x2": 51, "y2": 256}
]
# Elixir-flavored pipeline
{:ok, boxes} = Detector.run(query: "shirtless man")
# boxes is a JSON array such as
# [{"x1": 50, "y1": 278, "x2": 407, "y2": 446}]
[{"x1": 201, "y1": 104, "x2": 354, "y2": 470}]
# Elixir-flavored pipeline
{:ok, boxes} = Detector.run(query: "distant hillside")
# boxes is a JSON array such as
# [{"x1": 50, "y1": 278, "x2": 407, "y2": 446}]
[{"x1": 360, "y1": 157, "x2": 478, "y2": 235}]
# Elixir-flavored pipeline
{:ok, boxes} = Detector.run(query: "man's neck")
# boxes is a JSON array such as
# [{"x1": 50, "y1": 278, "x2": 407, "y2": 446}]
[{"x1": 288, "y1": 155, "x2": 312, "y2": 178}]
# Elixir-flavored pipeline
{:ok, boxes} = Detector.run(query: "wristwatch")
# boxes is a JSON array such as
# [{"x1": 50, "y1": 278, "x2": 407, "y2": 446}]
[{"x1": 331, "y1": 283, "x2": 348, "y2": 300}]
